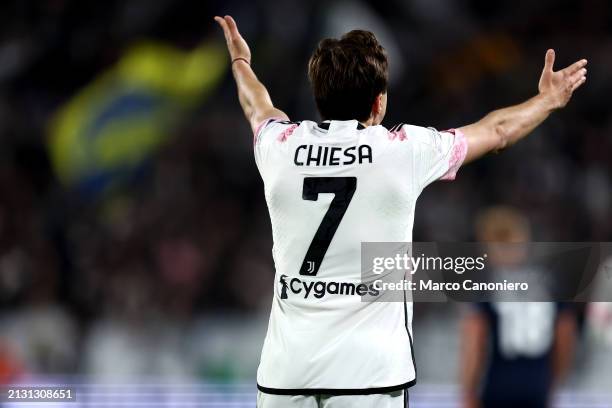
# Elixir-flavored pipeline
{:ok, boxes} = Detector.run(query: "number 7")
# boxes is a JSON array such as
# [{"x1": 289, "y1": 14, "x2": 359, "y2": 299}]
[{"x1": 299, "y1": 177, "x2": 357, "y2": 276}]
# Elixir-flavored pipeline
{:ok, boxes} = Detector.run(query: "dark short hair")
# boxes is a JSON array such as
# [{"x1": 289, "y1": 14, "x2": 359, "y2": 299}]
[{"x1": 308, "y1": 30, "x2": 388, "y2": 122}]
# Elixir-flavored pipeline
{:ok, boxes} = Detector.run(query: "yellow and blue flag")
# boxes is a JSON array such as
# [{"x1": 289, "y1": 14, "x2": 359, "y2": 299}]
[{"x1": 48, "y1": 40, "x2": 227, "y2": 196}]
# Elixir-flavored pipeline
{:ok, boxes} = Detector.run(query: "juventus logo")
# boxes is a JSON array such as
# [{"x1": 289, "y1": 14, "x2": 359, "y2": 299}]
[
  {"x1": 280, "y1": 275, "x2": 288, "y2": 299},
  {"x1": 306, "y1": 261, "x2": 316, "y2": 273}
]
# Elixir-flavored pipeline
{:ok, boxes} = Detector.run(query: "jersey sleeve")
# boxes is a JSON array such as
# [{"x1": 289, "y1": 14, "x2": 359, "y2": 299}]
[
  {"x1": 253, "y1": 117, "x2": 297, "y2": 175},
  {"x1": 407, "y1": 126, "x2": 468, "y2": 189}
]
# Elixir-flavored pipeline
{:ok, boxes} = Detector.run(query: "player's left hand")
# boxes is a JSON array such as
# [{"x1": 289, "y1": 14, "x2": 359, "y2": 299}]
[
  {"x1": 538, "y1": 49, "x2": 587, "y2": 109},
  {"x1": 214, "y1": 15, "x2": 251, "y2": 64}
]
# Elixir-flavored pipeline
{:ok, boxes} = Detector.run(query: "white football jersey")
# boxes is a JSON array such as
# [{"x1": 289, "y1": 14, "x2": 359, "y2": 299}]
[{"x1": 254, "y1": 119, "x2": 467, "y2": 394}]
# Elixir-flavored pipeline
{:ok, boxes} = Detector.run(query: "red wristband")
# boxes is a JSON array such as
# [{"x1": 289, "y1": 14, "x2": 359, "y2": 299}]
[{"x1": 232, "y1": 57, "x2": 251, "y2": 65}]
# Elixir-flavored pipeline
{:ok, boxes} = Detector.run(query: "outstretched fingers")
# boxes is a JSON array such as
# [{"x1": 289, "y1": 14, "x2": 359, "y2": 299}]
[
  {"x1": 224, "y1": 15, "x2": 241, "y2": 38},
  {"x1": 214, "y1": 16, "x2": 232, "y2": 41},
  {"x1": 562, "y1": 58, "x2": 588, "y2": 76},
  {"x1": 214, "y1": 15, "x2": 244, "y2": 47},
  {"x1": 569, "y1": 67, "x2": 587, "y2": 83},
  {"x1": 571, "y1": 75, "x2": 587, "y2": 92},
  {"x1": 566, "y1": 62, "x2": 587, "y2": 93}
]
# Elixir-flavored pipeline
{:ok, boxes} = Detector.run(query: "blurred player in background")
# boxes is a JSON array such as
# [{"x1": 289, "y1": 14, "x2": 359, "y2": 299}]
[
  {"x1": 215, "y1": 14, "x2": 586, "y2": 408},
  {"x1": 461, "y1": 207, "x2": 577, "y2": 408}
]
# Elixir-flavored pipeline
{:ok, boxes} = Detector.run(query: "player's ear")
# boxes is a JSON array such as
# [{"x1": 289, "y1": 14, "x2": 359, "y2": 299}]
[{"x1": 372, "y1": 94, "x2": 383, "y2": 116}]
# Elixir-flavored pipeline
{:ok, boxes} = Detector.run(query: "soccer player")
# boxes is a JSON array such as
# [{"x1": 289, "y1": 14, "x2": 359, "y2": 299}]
[
  {"x1": 461, "y1": 207, "x2": 577, "y2": 408},
  {"x1": 214, "y1": 15, "x2": 587, "y2": 408}
]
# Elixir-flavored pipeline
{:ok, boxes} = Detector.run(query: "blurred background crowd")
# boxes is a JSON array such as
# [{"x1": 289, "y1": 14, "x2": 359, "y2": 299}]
[{"x1": 0, "y1": 0, "x2": 610, "y2": 404}]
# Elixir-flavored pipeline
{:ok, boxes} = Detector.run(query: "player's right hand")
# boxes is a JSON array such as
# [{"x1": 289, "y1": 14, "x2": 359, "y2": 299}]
[
  {"x1": 538, "y1": 49, "x2": 587, "y2": 109},
  {"x1": 214, "y1": 15, "x2": 252, "y2": 64}
]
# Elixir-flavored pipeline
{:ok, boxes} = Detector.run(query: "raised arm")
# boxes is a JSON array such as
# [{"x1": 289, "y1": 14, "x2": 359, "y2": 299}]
[
  {"x1": 460, "y1": 49, "x2": 587, "y2": 163},
  {"x1": 214, "y1": 15, "x2": 289, "y2": 133}
]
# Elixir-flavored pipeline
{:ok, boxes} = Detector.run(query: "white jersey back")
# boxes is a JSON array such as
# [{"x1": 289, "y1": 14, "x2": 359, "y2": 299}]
[{"x1": 254, "y1": 119, "x2": 467, "y2": 393}]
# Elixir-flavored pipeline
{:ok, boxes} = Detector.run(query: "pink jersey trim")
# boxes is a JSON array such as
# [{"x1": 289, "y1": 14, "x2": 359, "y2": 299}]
[
  {"x1": 253, "y1": 116, "x2": 286, "y2": 145},
  {"x1": 440, "y1": 128, "x2": 468, "y2": 181},
  {"x1": 278, "y1": 124, "x2": 298, "y2": 142},
  {"x1": 388, "y1": 126, "x2": 408, "y2": 141}
]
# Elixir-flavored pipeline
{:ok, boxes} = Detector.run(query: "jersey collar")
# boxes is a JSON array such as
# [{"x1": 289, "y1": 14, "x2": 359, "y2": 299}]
[{"x1": 318, "y1": 120, "x2": 366, "y2": 130}]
